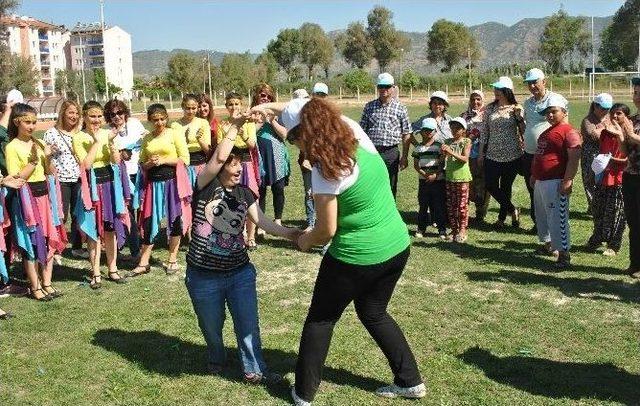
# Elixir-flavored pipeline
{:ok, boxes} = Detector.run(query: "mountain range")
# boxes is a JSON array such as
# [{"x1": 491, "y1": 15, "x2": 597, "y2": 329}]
[{"x1": 132, "y1": 15, "x2": 613, "y2": 79}]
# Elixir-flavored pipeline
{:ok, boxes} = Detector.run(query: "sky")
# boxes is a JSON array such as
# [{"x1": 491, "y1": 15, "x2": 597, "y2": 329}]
[{"x1": 16, "y1": 0, "x2": 625, "y2": 53}]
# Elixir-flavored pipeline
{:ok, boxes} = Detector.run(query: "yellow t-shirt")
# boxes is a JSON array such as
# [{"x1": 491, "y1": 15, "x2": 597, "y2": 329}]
[
  {"x1": 73, "y1": 129, "x2": 115, "y2": 169},
  {"x1": 5, "y1": 138, "x2": 47, "y2": 182},
  {"x1": 140, "y1": 127, "x2": 190, "y2": 166},
  {"x1": 215, "y1": 120, "x2": 256, "y2": 150},
  {"x1": 171, "y1": 117, "x2": 211, "y2": 153}
]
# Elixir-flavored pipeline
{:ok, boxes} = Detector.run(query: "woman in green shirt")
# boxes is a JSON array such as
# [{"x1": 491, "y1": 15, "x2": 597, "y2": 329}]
[{"x1": 251, "y1": 98, "x2": 424, "y2": 405}]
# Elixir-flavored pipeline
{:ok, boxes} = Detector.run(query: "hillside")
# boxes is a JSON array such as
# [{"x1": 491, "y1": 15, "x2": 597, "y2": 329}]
[{"x1": 132, "y1": 15, "x2": 612, "y2": 78}]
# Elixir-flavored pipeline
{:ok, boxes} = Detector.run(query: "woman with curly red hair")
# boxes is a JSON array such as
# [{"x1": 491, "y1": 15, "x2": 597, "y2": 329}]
[{"x1": 251, "y1": 98, "x2": 425, "y2": 405}]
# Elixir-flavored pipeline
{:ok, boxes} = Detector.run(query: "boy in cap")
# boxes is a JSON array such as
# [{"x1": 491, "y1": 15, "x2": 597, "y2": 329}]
[
  {"x1": 412, "y1": 118, "x2": 447, "y2": 239},
  {"x1": 530, "y1": 94, "x2": 581, "y2": 268}
]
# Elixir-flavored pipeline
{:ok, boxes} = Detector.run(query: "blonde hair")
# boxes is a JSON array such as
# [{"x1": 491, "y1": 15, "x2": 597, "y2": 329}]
[{"x1": 55, "y1": 100, "x2": 82, "y2": 132}]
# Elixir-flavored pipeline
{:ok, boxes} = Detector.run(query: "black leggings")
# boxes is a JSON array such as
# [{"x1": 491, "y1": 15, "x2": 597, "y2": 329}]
[
  {"x1": 59, "y1": 180, "x2": 82, "y2": 249},
  {"x1": 484, "y1": 157, "x2": 520, "y2": 221},
  {"x1": 258, "y1": 178, "x2": 286, "y2": 219},
  {"x1": 294, "y1": 247, "x2": 422, "y2": 402},
  {"x1": 622, "y1": 173, "x2": 640, "y2": 269}
]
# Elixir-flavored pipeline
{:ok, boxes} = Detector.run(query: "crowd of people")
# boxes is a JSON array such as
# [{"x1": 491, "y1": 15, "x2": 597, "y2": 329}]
[{"x1": 0, "y1": 68, "x2": 639, "y2": 405}]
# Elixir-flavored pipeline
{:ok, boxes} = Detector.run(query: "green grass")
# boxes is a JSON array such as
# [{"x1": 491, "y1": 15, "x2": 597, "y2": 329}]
[{"x1": 3, "y1": 101, "x2": 639, "y2": 405}]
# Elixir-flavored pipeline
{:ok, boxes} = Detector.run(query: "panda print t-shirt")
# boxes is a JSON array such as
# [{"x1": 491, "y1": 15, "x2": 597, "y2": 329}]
[{"x1": 186, "y1": 177, "x2": 255, "y2": 272}]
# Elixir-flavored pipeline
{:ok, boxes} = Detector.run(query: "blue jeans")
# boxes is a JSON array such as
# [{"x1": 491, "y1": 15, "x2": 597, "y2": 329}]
[
  {"x1": 302, "y1": 167, "x2": 315, "y2": 228},
  {"x1": 185, "y1": 263, "x2": 267, "y2": 375}
]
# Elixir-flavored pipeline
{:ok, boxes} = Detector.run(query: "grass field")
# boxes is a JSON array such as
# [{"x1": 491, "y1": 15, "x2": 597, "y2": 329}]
[{"x1": 1, "y1": 101, "x2": 639, "y2": 406}]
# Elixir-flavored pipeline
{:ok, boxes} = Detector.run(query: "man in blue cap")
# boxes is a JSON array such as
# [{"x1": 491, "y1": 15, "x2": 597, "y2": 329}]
[
  {"x1": 521, "y1": 68, "x2": 561, "y2": 232},
  {"x1": 360, "y1": 72, "x2": 412, "y2": 199}
]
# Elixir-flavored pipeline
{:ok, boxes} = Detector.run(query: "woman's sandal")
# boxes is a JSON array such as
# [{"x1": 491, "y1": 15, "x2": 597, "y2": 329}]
[
  {"x1": 30, "y1": 288, "x2": 52, "y2": 302},
  {"x1": 42, "y1": 285, "x2": 63, "y2": 299},
  {"x1": 164, "y1": 261, "x2": 180, "y2": 275},
  {"x1": 107, "y1": 271, "x2": 128, "y2": 284},
  {"x1": 126, "y1": 265, "x2": 151, "y2": 278},
  {"x1": 246, "y1": 239, "x2": 257, "y2": 251},
  {"x1": 89, "y1": 275, "x2": 102, "y2": 290}
]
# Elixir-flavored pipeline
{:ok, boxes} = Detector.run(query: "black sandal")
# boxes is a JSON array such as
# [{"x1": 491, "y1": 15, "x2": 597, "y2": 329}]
[
  {"x1": 89, "y1": 275, "x2": 102, "y2": 290},
  {"x1": 126, "y1": 264, "x2": 151, "y2": 278},
  {"x1": 107, "y1": 271, "x2": 128, "y2": 284},
  {"x1": 30, "y1": 288, "x2": 52, "y2": 302},
  {"x1": 42, "y1": 285, "x2": 63, "y2": 298}
]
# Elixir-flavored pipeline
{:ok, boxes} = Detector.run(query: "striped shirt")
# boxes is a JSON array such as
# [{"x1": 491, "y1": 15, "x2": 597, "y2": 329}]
[
  {"x1": 412, "y1": 142, "x2": 443, "y2": 180},
  {"x1": 186, "y1": 177, "x2": 255, "y2": 272}
]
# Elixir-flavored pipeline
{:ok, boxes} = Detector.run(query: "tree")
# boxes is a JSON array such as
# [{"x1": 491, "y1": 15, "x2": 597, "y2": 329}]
[
  {"x1": 166, "y1": 52, "x2": 201, "y2": 93},
  {"x1": 343, "y1": 68, "x2": 373, "y2": 93},
  {"x1": 339, "y1": 22, "x2": 374, "y2": 69},
  {"x1": 298, "y1": 23, "x2": 334, "y2": 80},
  {"x1": 254, "y1": 51, "x2": 279, "y2": 84},
  {"x1": 220, "y1": 52, "x2": 255, "y2": 94},
  {"x1": 319, "y1": 36, "x2": 335, "y2": 79},
  {"x1": 599, "y1": 0, "x2": 640, "y2": 71},
  {"x1": 538, "y1": 10, "x2": 590, "y2": 73},
  {"x1": 399, "y1": 69, "x2": 421, "y2": 90},
  {"x1": 93, "y1": 68, "x2": 121, "y2": 96},
  {"x1": 426, "y1": 19, "x2": 480, "y2": 72},
  {"x1": 0, "y1": 0, "x2": 20, "y2": 94},
  {"x1": 267, "y1": 28, "x2": 301, "y2": 81},
  {"x1": 3, "y1": 54, "x2": 39, "y2": 96},
  {"x1": 366, "y1": 6, "x2": 410, "y2": 72}
]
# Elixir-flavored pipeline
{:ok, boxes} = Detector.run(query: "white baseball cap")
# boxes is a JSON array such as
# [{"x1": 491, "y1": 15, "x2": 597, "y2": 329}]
[
  {"x1": 591, "y1": 153, "x2": 611, "y2": 175},
  {"x1": 312, "y1": 82, "x2": 329, "y2": 95},
  {"x1": 593, "y1": 93, "x2": 613, "y2": 109},
  {"x1": 6, "y1": 89, "x2": 24, "y2": 104},
  {"x1": 491, "y1": 76, "x2": 514, "y2": 90},
  {"x1": 419, "y1": 117, "x2": 437, "y2": 131},
  {"x1": 292, "y1": 88, "x2": 310, "y2": 99},
  {"x1": 281, "y1": 98, "x2": 309, "y2": 131},
  {"x1": 449, "y1": 117, "x2": 468, "y2": 130},
  {"x1": 430, "y1": 90, "x2": 449, "y2": 106},
  {"x1": 377, "y1": 72, "x2": 394, "y2": 86},
  {"x1": 539, "y1": 93, "x2": 569, "y2": 115},
  {"x1": 524, "y1": 68, "x2": 545, "y2": 83}
]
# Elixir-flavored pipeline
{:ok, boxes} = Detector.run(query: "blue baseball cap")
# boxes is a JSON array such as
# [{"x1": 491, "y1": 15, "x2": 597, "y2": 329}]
[
  {"x1": 524, "y1": 68, "x2": 545, "y2": 83},
  {"x1": 491, "y1": 76, "x2": 514, "y2": 90},
  {"x1": 312, "y1": 82, "x2": 329, "y2": 95},
  {"x1": 377, "y1": 72, "x2": 394, "y2": 86},
  {"x1": 593, "y1": 93, "x2": 613, "y2": 109},
  {"x1": 419, "y1": 117, "x2": 437, "y2": 131}
]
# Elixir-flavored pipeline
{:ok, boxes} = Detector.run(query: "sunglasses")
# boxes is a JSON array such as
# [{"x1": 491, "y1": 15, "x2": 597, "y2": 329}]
[
  {"x1": 377, "y1": 85, "x2": 392, "y2": 90},
  {"x1": 259, "y1": 92, "x2": 272, "y2": 99},
  {"x1": 113, "y1": 110, "x2": 126, "y2": 116}
]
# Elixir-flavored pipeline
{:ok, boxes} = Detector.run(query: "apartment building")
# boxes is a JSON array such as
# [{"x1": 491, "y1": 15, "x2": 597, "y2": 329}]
[
  {"x1": 2, "y1": 15, "x2": 69, "y2": 97},
  {"x1": 70, "y1": 23, "x2": 133, "y2": 99}
]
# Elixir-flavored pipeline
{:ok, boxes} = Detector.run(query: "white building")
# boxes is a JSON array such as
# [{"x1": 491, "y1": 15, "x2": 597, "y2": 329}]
[
  {"x1": 1, "y1": 15, "x2": 69, "y2": 97},
  {"x1": 70, "y1": 23, "x2": 133, "y2": 99}
]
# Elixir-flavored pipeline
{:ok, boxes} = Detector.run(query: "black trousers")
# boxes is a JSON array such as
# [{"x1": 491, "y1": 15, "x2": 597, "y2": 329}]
[
  {"x1": 258, "y1": 177, "x2": 286, "y2": 219},
  {"x1": 59, "y1": 180, "x2": 82, "y2": 250},
  {"x1": 484, "y1": 158, "x2": 520, "y2": 221},
  {"x1": 520, "y1": 153, "x2": 536, "y2": 225},
  {"x1": 622, "y1": 173, "x2": 640, "y2": 269},
  {"x1": 294, "y1": 247, "x2": 422, "y2": 402},
  {"x1": 376, "y1": 145, "x2": 400, "y2": 199},
  {"x1": 417, "y1": 179, "x2": 446, "y2": 232}
]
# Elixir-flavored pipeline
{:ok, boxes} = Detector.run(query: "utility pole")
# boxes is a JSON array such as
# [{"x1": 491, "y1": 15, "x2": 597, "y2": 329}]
[
  {"x1": 591, "y1": 16, "x2": 595, "y2": 101},
  {"x1": 467, "y1": 46, "x2": 472, "y2": 91},
  {"x1": 100, "y1": 0, "x2": 108, "y2": 100},
  {"x1": 207, "y1": 52, "x2": 213, "y2": 103},
  {"x1": 80, "y1": 34, "x2": 87, "y2": 103}
]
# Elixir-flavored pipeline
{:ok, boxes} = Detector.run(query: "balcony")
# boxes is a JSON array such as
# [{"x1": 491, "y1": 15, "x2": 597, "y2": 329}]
[
  {"x1": 40, "y1": 47, "x2": 49, "y2": 54},
  {"x1": 39, "y1": 34, "x2": 48, "y2": 41},
  {"x1": 89, "y1": 61, "x2": 104, "y2": 68},
  {"x1": 88, "y1": 50, "x2": 103, "y2": 57},
  {"x1": 40, "y1": 60, "x2": 51, "y2": 67},
  {"x1": 42, "y1": 85, "x2": 54, "y2": 92},
  {"x1": 86, "y1": 37, "x2": 103, "y2": 45}
]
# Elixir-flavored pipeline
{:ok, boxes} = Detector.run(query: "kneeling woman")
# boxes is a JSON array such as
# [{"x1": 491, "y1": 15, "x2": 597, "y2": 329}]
[
  {"x1": 252, "y1": 98, "x2": 425, "y2": 404},
  {"x1": 185, "y1": 111, "x2": 297, "y2": 382},
  {"x1": 73, "y1": 101, "x2": 130, "y2": 288},
  {"x1": 6, "y1": 103, "x2": 68, "y2": 300},
  {"x1": 129, "y1": 104, "x2": 192, "y2": 276}
]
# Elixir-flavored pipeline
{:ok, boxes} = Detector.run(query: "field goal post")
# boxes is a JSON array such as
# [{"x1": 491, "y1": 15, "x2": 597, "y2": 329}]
[{"x1": 588, "y1": 71, "x2": 639, "y2": 102}]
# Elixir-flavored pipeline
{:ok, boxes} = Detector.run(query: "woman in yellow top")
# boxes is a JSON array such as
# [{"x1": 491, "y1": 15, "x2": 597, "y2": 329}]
[
  {"x1": 73, "y1": 101, "x2": 130, "y2": 289},
  {"x1": 6, "y1": 103, "x2": 67, "y2": 301},
  {"x1": 129, "y1": 103, "x2": 192, "y2": 277},
  {"x1": 216, "y1": 92, "x2": 260, "y2": 248},
  {"x1": 171, "y1": 94, "x2": 212, "y2": 187}
]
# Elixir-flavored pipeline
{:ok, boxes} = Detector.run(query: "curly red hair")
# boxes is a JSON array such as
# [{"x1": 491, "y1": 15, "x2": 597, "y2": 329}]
[{"x1": 298, "y1": 98, "x2": 358, "y2": 181}]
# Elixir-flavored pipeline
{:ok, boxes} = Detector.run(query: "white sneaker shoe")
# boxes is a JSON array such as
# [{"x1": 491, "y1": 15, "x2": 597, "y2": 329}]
[
  {"x1": 291, "y1": 387, "x2": 311, "y2": 406},
  {"x1": 375, "y1": 383, "x2": 426, "y2": 399}
]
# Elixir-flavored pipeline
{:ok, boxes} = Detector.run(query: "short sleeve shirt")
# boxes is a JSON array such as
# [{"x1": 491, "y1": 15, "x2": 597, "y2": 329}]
[
  {"x1": 532, "y1": 123, "x2": 581, "y2": 181},
  {"x1": 359, "y1": 98, "x2": 410, "y2": 147},
  {"x1": 481, "y1": 104, "x2": 523, "y2": 162},
  {"x1": 114, "y1": 118, "x2": 147, "y2": 175},
  {"x1": 412, "y1": 113, "x2": 453, "y2": 144},
  {"x1": 43, "y1": 127, "x2": 81, "y2": 182},
  {"x1": 186, "y1": 177, "x2": 256, "y2": 272},
  {"x1": 412, "y1": 142, "x2": 444, "y2": 179},
  {"x1": 599, "y1": 129, "x2": 625, "y2": 186},
  {"x1": 522, "y1": 92, "x2": 557, "y2": 154}
]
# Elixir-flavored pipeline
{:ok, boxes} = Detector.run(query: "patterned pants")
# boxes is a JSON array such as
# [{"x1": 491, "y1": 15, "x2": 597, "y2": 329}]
[
  {"x1": 534, "y1": 179, "x2": 571, "y2": 252},
  {"x1": 581, "y1": 145, "x2": 599, "y2": 212},
  {"x1": 446, "y1": 182, "x2": 469, "y2": 236},
  {"x1": 589, "y1": 184, "x2": 626, "y2": 251}
]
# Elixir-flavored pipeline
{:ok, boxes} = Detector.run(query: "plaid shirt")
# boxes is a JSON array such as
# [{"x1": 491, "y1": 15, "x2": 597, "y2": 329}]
[{"x1": 360, "y1": 98, "x2": 411, "y2": 147}]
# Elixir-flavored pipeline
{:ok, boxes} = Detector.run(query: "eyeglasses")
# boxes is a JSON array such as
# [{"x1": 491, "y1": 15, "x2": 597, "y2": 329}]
[
  {"x1": 377, "y1": 85, "x2": 392, "y2": 90},
  {"x1": 113, "y1": 110, "x2": 125, "y2": 116},
  {"x1": 259, "y1": 92, "x2": 272, "y2": 99}
]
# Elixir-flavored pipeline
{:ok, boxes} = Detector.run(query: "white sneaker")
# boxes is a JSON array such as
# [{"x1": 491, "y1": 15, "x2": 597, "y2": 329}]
[
  {"x1": 291, "y1": 387, "x2": 311, "y2": 406},
  {"x1": 375, "y1": 383, "x2": 426, "y2": 399},
  {"x1": 71, "y1": 249, "x2": 90, "y2": 259}
]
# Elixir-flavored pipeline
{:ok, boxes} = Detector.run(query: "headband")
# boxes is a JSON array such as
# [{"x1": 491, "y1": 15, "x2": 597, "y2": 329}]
[
  {"x1": 85, "y1": 107, "x2": 103, "y2": 116},
  {"x1": 13, "y1": 113, "x2": 37, "y2": 123},
  {"x1": 149, "y1": 112, "x2": 167, "y2": 120}
]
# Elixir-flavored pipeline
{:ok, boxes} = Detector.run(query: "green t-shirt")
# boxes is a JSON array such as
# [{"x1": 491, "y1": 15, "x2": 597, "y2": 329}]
[
  {"x1": 327, "y1": 145, "x2": 410, "y2": 265},
  {"x1": 445, "y1": 137, "x2": 472, "y2": 182},
  {"x1": 0, "y1": 125, "x2": 8, "y2": 176}
]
